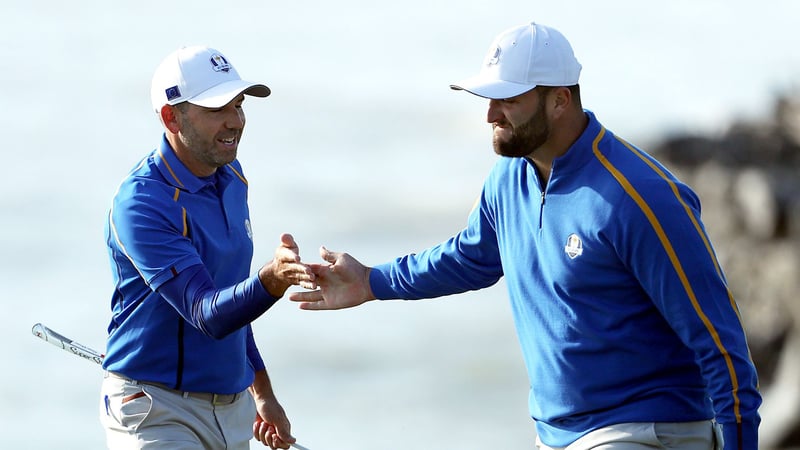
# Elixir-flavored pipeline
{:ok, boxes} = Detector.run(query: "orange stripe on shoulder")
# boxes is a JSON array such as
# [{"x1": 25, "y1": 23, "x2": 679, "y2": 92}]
[
  {"x1": 227, "y1": 163, "x2": 248, "y2": 185},
  {"x1": 157, "y1": 149, "x2": 185, "y2": 189}
]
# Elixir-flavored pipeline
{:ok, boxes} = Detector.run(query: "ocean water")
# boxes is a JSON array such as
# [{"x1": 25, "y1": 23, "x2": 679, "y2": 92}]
[{"x1": 1, "y1": 1, "x2": 798, "y2": 449}]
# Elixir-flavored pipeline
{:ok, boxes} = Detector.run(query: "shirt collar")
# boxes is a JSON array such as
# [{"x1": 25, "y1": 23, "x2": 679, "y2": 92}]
[
  {"x1": 550, "y1": 109, "x2": 605, "y2": 174},
  {"x1": 154, "y1": 134, "x2": 217, "y2": 193}
]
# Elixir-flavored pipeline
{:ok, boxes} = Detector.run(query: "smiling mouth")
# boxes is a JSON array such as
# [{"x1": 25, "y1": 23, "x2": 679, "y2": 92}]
[{"x1": 220, "y1": 137, "x2": 237, "y2": 146}]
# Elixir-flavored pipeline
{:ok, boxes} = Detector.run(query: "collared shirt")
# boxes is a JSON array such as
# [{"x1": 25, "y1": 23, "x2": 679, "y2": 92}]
[{"x1": 103, "y1": 135, "x2": 257, "y2": 394}]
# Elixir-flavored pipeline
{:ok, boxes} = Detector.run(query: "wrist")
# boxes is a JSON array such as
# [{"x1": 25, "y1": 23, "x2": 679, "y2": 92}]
[
  {"x1": 364, "y1": 267, "x2": 376, "y2": 301},
  {"x1": 258, "y1": 262, "x2": 289, "y2": 298}
]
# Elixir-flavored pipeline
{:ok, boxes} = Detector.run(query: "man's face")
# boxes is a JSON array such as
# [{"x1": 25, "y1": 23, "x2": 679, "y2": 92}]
[
  {"x1": 488, "y1": 87, "x2": 550, "y2": 158},
  {"x1": 174, "y1": 94, "x2": 247, "y2": 175}
]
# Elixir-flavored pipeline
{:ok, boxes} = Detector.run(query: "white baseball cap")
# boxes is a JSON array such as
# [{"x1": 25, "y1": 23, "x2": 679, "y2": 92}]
[
  {"x1": 150, "y1": 46, "x2": 271, "y2": 114},
  {"x1": 450, "y1": 22, "x2": 581, "y2": 100}
]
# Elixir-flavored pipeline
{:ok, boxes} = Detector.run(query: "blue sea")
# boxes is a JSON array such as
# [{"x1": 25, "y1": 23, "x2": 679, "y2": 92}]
[{"x1": 1, "y1": 1, "x2": 798, "y2": 448}]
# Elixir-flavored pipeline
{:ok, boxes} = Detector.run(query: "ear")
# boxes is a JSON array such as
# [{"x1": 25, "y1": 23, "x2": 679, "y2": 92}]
[
  {"x1": 550, "y1": 87, "x2": 573, "y2": 119},
  {"x1": 160, "y1": 104, "x2": 181, "y2": 134},
  {"x1": 553, "y1": 87, "x2": 572, "y2": 109}
]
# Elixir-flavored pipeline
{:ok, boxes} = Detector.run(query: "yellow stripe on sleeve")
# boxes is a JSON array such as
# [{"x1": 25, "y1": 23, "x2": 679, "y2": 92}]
[{"x1": 590, "y1": 127, "x2": 743, "y2": 424}]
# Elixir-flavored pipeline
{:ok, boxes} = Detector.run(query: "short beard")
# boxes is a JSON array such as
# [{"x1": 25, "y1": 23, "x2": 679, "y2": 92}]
[
  {"x1": 492, "y1": 99, "x2": 549, "y2": 158},
  {"x1": 177, "y1": 110, "x2": 236, "y2": 169}
]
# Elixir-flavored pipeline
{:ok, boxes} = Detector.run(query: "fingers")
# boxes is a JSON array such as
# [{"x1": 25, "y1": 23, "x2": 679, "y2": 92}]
[
  {"x1": 279, "y1": 243, "x2": 338, "y2": 290},
  {"x1": 288, "y1": 290, "x2": 337, "y2": 311},
  {"x1": 253, "y1": 417, "x2": 273, "y2": 447},
  {"x1": 253, "y1": 419, "x2": 292, "y2": 449},
  {"x1": 274, "y1": 418, "x2": 296, "y2": 448},
  {"x1": 276, "y1": 238, "x2": 337, "y2": 267},
  {"x1": 267, "y1": 237, "x2": 345, "y2": 295},
  {"x1": 290, "y1": 293, "x2": 337, "y2": 311},
  {"x1": 288, "y1": 290, "x2": 322, "y2": 302},
  {"x1": 319, "y1": 245, "x2": 339, "y2": 264},
  {"x1": 275, "y1": 242, "x2": 302, "y2": 264},
  {"x1": 298, "y1": 282, "x2": 316, "y2": 291},
  {"x1": 305, "y1": 263, "x2": 329, "y2": 274},
  {"x1": 288, "y1": 291, "x2": 328, "y2": 312},
  {"x1": 253, "y1": 409, "x2": 295, "y2": 449},
  {"x1": 279, "y1": 233, "x2": 297, "y2": 249},
  {"x1": 298, "y1": 301, "x2": 328, "y2": 311},
  {"x1": 272, "y1": 235, "x2": 315, "y2": 289},
  {"x1": 287, "y1": 269, "x2": 317, "y2": 291}
]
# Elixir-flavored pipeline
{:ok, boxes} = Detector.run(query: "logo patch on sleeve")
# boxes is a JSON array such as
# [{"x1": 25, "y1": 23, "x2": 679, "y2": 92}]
[{"x1": 245, "y1": 219, "x2": 253, "y2": 240}]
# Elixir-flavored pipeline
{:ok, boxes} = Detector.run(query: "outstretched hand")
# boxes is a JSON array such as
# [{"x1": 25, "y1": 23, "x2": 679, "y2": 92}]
[
  {"x1": 258, "y1": 233, "x2": 316, "y2": 298},
  {"x1": 289, "y1": 246, "x2": 375, "y2": 310}
]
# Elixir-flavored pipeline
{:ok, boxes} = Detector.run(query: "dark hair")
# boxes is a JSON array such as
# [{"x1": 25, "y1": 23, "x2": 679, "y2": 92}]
[
  {"x1": 173, "y1": 102, "x2": 191, "y2": 113},
  {"x1": 536, "y1": 84, "x2": 582, "y2": 107}
]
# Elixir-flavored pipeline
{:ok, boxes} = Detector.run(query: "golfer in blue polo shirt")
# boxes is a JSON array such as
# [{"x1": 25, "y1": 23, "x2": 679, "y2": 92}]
[{"x1": 100, "y1": 46, "x2": 315, "y2": 450}]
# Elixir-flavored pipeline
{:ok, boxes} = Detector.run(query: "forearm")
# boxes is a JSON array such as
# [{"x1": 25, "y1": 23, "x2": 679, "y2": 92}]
[
  {"x1": 370, "y1": 235, "x2": 502, "y2": 300},
  {"x1": 157, "y1": 264, "x2": 279, "y2": 339},
  {"x1": 250, "y1": 366, "x2": 295, "y2": 446},
  {"x1": 249, "y1": 368, "x2": 277, "y2": 402}
]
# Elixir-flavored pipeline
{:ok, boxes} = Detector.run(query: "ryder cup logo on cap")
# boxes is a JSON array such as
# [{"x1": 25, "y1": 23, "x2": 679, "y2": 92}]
[
  {"x1": 150, "y1": 46, "x2": 271, "y2": 114},
  {"x1": 210, "y1": 54, "x2": 231, "y2": 72},
  {"x1": 450, "y1": 22, "x2": 582, "y2": 100}
]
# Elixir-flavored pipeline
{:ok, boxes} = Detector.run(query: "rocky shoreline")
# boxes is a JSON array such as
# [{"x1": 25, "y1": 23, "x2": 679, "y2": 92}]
[{"x1": 651, "y1": 88, "x2": 800, "y2": 449}]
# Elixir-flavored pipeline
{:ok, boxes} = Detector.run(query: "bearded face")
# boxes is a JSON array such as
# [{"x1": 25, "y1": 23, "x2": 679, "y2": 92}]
[
  {"x1": 492, "y1": 94, "x2": 550, "y2": 158},
  {"x1": 176, "y1": 104, "x2": 243, "y2": 170}
]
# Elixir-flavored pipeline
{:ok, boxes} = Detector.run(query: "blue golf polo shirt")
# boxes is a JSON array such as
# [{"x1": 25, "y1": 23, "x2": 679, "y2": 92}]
[{"x1": 103, "y1": 135, "x2": 260, "y2": 394}]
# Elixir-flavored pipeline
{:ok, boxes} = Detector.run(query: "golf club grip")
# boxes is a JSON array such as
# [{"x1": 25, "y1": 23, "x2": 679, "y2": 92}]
[{"x1": 32, "y1": 322, "x2": 105, "y2": 365}]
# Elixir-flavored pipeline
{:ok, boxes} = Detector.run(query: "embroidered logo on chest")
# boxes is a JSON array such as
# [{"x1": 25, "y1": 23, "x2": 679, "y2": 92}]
[{"x1": 564, "y1": 233, "x2": 584, "y2": 259}]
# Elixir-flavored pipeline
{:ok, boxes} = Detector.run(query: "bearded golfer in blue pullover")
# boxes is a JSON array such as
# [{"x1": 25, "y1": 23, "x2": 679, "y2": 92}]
[{"x1": 290, "y1": 22, "x2": 761, "y2": 450}]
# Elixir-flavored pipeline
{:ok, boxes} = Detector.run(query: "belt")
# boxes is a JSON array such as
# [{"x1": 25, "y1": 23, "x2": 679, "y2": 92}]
[{"x1": 106, "y1": 371, "x2": 244, "y2": 406}]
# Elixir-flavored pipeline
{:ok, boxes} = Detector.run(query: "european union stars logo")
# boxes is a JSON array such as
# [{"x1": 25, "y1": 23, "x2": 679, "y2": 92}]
[{"x1": 165, "y1": 86, "x2": 181, "y2": 101}]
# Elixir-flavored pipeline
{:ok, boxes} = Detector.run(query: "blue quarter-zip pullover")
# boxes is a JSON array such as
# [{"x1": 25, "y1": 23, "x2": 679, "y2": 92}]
[{"x1": 370, "y1": 111, "x2": 760, "y2": 449}]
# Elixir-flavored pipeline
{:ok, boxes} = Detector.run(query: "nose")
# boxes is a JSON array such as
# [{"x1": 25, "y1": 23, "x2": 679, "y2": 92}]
[{"x1": 487, "y1": 99, "x2": 503, "y2": 124}]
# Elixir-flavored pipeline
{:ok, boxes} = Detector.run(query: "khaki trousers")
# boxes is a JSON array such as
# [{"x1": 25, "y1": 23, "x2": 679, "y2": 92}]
[
  {"x1": 100, "y1": 373, "x2": 255, "y2": 450},
  {"x1": 535, "y1": 420, "x2": 722, "y2": 450}
]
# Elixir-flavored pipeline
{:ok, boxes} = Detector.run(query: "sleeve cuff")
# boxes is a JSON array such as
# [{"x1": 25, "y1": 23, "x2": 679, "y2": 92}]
[
  {"x1": 368, "y1": 263, "x2": 395, "y2": 300},
  {"x1": 720, "y1": 419, "x2": 759, "y2": 450},
  {"x1": 249, "y1": 272, "x2": 280, "y2": 305}
]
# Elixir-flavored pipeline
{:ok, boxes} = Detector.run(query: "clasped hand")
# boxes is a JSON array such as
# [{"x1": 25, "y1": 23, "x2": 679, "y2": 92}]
[{"x1": 289, "y1": 245, "x2": 375, "y2": 310}]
